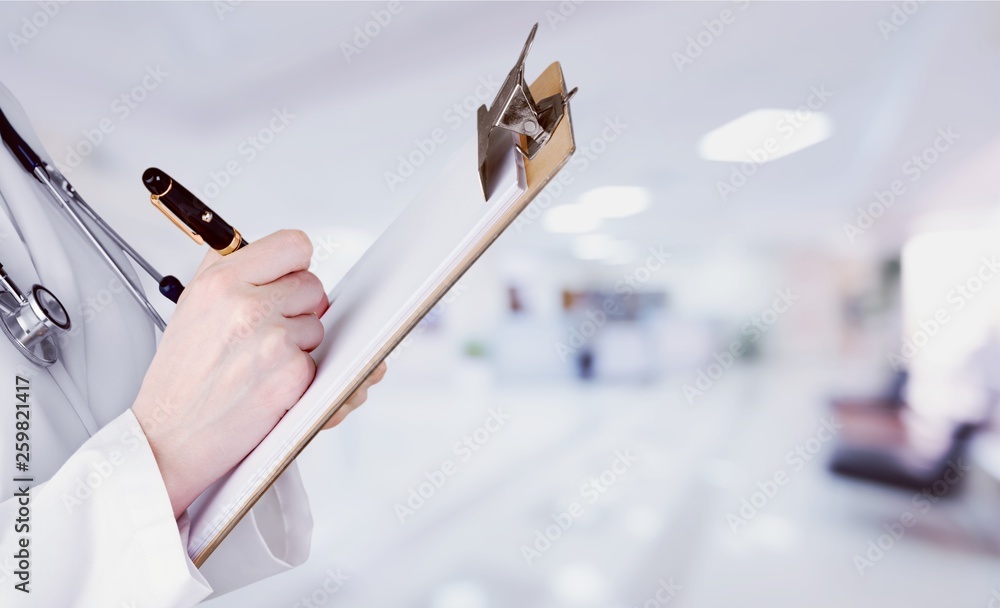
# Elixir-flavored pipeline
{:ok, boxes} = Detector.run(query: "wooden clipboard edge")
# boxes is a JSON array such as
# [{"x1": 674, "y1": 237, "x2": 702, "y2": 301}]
[{"x1": 192, "y1": 61, "x2": 575, "y2": 566}]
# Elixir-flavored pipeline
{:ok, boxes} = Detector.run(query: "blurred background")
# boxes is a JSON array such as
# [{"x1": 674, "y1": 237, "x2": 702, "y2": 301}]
[{"x1": 2, "y1": 1, "x2": 998, "y2": 606}]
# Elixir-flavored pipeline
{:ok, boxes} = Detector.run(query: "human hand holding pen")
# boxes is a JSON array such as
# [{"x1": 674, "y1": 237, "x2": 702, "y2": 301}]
[{"x1": 131, "y1": 230, "x2": 386, "y2": 519}]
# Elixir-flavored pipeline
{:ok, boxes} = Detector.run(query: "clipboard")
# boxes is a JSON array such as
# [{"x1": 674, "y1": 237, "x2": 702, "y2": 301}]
[{"x1": 188, "y1": 25, "x2": 577, "y2": 566}]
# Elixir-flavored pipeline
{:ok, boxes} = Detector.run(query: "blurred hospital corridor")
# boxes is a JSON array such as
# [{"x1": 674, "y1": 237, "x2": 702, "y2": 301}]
[{"x1": 0, "y1": 1, "x2": 997, "y2": 606}]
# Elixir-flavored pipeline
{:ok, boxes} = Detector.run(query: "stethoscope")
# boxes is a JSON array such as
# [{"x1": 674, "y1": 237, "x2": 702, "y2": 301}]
[{"x1": 0, "y1": 106, "x2": 183, "y2": 367}]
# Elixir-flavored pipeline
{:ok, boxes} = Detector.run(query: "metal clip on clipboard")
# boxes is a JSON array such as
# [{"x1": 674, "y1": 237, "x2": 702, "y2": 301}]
[{"x1": 477, "y1": 23, "x2": 578, "y2": 199}]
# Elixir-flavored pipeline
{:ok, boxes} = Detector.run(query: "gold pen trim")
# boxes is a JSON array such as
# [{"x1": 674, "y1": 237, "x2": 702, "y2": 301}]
[
  {"x1": 218, "y1": 229, "x2": 242, "y2": 256},
  {"x1": 150, "y1": 180, "x2": 204, "y2": 245}
]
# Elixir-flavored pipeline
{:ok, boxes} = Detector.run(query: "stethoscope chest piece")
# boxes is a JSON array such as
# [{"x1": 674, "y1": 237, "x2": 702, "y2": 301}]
[{"x1": 0, "y1": 264, "x2": 70, "y2": 367}]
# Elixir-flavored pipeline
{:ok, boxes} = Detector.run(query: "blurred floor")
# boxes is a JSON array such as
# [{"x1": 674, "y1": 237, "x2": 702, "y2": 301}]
[{"x1": 202, "y1": 358, "x2": 1000, "y2": 608}]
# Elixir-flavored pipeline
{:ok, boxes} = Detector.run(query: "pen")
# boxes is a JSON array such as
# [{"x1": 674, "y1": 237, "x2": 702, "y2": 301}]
[{"x1": 142, "y1": 167, "x2": 250, "y2": 255}]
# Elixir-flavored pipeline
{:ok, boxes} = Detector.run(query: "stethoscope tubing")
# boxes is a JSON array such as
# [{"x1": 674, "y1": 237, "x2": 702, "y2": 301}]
[
  {"x1": 0, "y1": 106, "x2": 168, "y2": 332},
  {"x1": 56, "y1": 176, "x2": 165, "y2": 284},
  {"x1": 34, "y1": 165, "x2": 167, "y2": 331}
]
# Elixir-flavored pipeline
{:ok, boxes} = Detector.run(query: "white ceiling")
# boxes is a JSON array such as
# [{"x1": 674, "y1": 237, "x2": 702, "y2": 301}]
[{"x1": 0, "y1": 1, "x2": 997, "y2": 278}]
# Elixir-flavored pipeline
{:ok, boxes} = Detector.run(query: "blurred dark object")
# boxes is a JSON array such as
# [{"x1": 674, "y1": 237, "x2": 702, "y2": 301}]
[
  {"x1": 508, "y1": 285, "x2": 524, "y2": 314},
  {"x1": 578, "y1": 349, "x2": 594, "y2": 380},
  {"x1": 829, "y1": 370, "x2": 977, "y2": 491},
  {"x1": 840, "y1": 369, "x2": 909, "y2": 411}
]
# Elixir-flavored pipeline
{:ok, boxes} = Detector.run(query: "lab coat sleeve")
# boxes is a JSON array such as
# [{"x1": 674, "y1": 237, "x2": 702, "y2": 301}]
[
  {"x1": 0, "y1": 408, "x2": 315, "y2": 607},
  {"x1": 0, "y1": 408, "x2": 212, "y2": 608},
  {"x1": 196, "y1": 461, "x2": 313, "y2": 597}
]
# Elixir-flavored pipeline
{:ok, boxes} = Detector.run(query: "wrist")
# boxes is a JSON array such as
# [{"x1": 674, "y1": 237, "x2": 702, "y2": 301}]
[{"x1": 132, "y1": 403, "x2": 195, "y2": 519}]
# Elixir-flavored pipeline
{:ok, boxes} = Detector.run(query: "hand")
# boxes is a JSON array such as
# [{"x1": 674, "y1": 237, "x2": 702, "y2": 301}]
[
  {"x1": 133, "y1": 230, "x2": 329, "y2": 518},
  {"x1": 323, "y1": 361, "x2": 387, "y2": 430}
]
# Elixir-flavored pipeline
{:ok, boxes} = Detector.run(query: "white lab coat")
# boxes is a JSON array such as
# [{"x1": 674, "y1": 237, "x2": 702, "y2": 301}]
[{"x1": 0, "y1": 83, "x2": 312, "y2": 607}]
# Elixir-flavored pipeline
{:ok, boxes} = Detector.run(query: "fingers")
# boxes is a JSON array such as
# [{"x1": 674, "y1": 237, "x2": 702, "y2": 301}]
[
  {"x1": 222, "y1": 229, "x2": 314, "y2": 286},
  {"x1": 367, "y1": 361, "x2": 388, "y2": 385},
  {"x1": 281, "y1": 314, "x2": 325, "y2": 352},
  {"x1": 322, "y1": 362, "x2": 388, "y2": 429},
  {"x1": 352, "y1": 362, "x2": 386, "y2": 397},
  {"x1": 286, "y1": 351, "x2": 318, "y2": 406},
  {"x1": 323, "y1": 402, "x2": 356, "y2": 430},
  {"x1": 266, "y1": 271, "x2": 329, "y2": 318}
]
